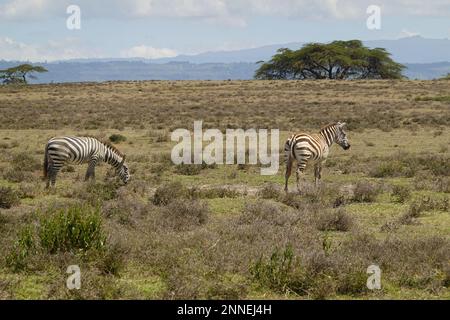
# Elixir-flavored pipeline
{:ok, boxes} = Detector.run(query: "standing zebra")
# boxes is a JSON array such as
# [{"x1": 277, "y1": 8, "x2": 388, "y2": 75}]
[
  {"x1": 284, "y1": 122, "x2": 350, "y2": 193},
  {"x1": 44, "y1": 136, "x2": 130, "y2": 188}
]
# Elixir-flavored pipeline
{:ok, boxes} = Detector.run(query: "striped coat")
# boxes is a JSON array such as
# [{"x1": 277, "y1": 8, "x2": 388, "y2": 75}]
[
  {"x1": 44, "y1": 136, "x2": 130, "y2": 188},
  {"x1": 284, "y1": 122, "x2": 350, "y2": 193}
]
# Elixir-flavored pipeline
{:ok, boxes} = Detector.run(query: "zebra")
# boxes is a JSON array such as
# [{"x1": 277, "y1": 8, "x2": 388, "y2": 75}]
[
  {"x1": 43, "y1": 136, "x2": 130, "y2": 188},
  {"x1": 284, "y1": 122, "x2": 350, "y2": 193}
]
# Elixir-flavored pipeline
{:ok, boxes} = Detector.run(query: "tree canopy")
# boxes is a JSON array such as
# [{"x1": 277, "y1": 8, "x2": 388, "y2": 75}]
[
  {"x1": 0, "y1": 64, "x2": 48, "y2": 84},
  {"x1": 255, "y1": 40, "x2": 405, "y2": 80}
]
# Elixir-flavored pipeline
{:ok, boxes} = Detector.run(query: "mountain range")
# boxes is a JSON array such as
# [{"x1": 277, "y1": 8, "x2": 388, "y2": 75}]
[{"x1": 1, "y1": 36, "x2": 449, "y2": 83}]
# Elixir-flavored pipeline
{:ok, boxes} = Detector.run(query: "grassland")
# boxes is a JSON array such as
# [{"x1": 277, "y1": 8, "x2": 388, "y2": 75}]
[{"x1": 0, "y1": 80, "x2": 449, "y2": 299}]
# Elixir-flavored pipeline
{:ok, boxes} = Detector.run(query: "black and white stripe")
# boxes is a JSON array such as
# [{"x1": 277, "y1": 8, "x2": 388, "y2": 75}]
[
  {"x1": 44, "y1": 136, "x2": 130, "y2": 188},
  {"x1": 284, "y1": 122, "x2": 350, "y2": 193}
]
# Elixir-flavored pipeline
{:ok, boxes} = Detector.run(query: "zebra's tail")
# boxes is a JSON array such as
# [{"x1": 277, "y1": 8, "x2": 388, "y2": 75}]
[
  {"x1": 43, "y1": 143, "x2": 49, "y2": 180},
  {"x1": 284, "y1": 136, "x2": 293, "y2": 164}
]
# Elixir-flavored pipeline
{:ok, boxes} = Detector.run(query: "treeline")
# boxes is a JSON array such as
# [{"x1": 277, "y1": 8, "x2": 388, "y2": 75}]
[{"x1": 255, "y1": 40, "x2": 405, "y2": 80}]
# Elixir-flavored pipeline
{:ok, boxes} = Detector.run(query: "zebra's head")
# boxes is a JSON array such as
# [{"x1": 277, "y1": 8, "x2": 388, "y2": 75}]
[
  {"x1": 117, "y1": 155, "x2": 130, "y2": 184},
  {"x1": 336, "y1": 122, "x2": 350, "y2": 150}
]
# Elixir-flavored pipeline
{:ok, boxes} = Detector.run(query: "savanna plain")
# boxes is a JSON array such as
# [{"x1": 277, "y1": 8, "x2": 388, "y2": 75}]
[{"x1": 0, "y1": 80, "x2": 449, "y2": 299}]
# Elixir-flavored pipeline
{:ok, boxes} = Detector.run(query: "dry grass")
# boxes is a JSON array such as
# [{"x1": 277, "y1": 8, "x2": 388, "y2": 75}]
[{"x1": 0, "y1": 80, "x2": 448, "y2": 300}]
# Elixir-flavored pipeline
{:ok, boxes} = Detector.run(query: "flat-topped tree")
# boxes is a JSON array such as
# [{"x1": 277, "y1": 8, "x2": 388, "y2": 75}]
[
  {"x1": 0, "y1": 64, "x2": 48, "y2": 84},
  {"x1": 255, "y1": 40, "x2": 405, "y2": 80}
]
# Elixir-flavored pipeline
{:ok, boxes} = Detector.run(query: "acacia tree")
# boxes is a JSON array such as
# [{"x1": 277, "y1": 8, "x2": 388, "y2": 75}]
[
  {"x1": 255, "y1": 40, "x2": 405, "y2": 80},
  {"x1": 0, "y1": 64, "x2": 48, "y2": 84}
]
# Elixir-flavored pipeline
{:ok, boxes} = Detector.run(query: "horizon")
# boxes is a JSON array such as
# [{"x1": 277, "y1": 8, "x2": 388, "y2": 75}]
[{"x1": 1, "y1": 35, "x2": 449, "y2": 64}]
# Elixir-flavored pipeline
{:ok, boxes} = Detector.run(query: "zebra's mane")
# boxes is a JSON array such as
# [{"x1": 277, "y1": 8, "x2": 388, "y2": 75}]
[
  {"x1": 82, "y1": 136, "x2": 125, "y2": 157},
  {"x1": 319, "y1": 122, "x2": 339, "y2": 132},
  {"x1": 102, "y1": 141, "x2": 125, "y2": 158}
]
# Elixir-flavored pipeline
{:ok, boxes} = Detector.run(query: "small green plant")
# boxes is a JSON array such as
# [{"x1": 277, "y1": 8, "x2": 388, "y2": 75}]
[
  {"x1": 6, "y1": 226, "x2": 35, "y2": 271},
  {"x1": 391, "y1": 185, "x2": 411, "y2": 203},
  {"x1": 251, "y1": 245, "x2": 295, "y2": 293},
  {"x1": 39, "y1": 205, "x2": 106, "y2": 254},
  {"x1": 109, "y1": 134, "x2": 127, "y2": 144}
]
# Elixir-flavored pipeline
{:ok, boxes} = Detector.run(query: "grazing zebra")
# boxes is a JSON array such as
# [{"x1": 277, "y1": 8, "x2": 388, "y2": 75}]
[
  {"x1": 284, "y1": 122, "x2": 350, "y2": 193},
  {"x1": 44, "y1": 136, "x2": 130, "y2": 188}
]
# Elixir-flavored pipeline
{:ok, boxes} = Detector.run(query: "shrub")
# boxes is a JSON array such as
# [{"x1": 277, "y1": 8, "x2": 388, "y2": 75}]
[
  {"x1": 352, "y1": 181, "x2": 380, "y2": 203},
  {"x1": 97, "y1": 243, "x2": 126, "y2": 276},
  {"x1": 160, "y1": 199, "x2": 209, "y2": 231},
  {"x1": 316, "y1": 208, "x2": 353, "y2": 232},
  {"x1": 369, "y1": 161, "x2": 404, "y2": 178},
  {"x1": 6, "y1": 226, "x2": 35, "y2": 271},
  {"x1": 39, "y1": 205, "x2": 106, "y2": 253},
  {"x1": 206, "y1": 274, "x2": 248, "y2": 299},
  {"x1": 75, "y1": 182, "x2": 119, "y2": 205},
  {"x1": 423, "y1": 155, "x2": 450, "y2": 176},
  {"x1": 188, "y1": 186, "x2": 240, "y2": 199},
  {"x1": 109, "y1": 134, "x2": 127, "y2": 144},
  {"x1": 11, "y1": 153, "x2": 41, "y2": 172},
  {"x1": 251, "y1": 245, "x2": 296, "y2": 293},
  {"x1": 175, "y1": 164, "x2": 202, "y2": 176},
  {"x1": 391, "y1": 185, "x2": 411, "y2": 203},
  {"x1": 0, "y1": 186, "x2": 20, "y2": 209},
  {"x1": 398, "y1": 196, "x2": 449, "y2": 225},
  {"x1": 152, "y1": 181, "x2": 187, "y2": 205},
  {"x1": 3, "y1": 169, "x2": 32, "y2": 183},
  {"x1": 258, "y1": 183, "x2": 281, "y2": 200}
]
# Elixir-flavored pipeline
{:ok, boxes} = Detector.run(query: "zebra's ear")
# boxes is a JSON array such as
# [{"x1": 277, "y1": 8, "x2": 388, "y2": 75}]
[
  {"x1": 338, "y1": 122, "x2": 347, "y2": 128},
  {"x1": 120, "y1": 155, "x2": 126, "y2": 167}
]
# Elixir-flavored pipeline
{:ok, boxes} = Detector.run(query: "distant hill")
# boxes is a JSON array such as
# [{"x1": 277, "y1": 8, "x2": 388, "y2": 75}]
[
  {"x1": 0, "y1": 61, "x2": 258, "y2": 82},
  {"x1": 1, "y1": 60, "x2": 449, "y2": 83},
  {"x1": 151, "y1": 36, "x2": 450, "y2": 64},
  {"x1": 1, "y1": 36, "x2": 450, "y2": 83},
  {"x1": 403, "y1": 62, "x2": 450, "y2": 80}
]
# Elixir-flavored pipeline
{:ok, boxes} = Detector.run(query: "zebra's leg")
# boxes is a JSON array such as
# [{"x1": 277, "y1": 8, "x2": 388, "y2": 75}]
[
  {"x1": 296, "y1": 157, "x2": 309, "y2": 194},
  {"x1": 49, "y1": 168, "x2": 59, "y2": 188},
  {"x1": 285, "y1": 158, "x2": 293, "y2": 192},
  {"x1": 46, "y1": 158, "x2": 54, "y2": 189},
  {"x1": 296, "y1": 167, "x2": 305, "y2": 194},
  {"x1": 85, "y1": 159, "x2": 97, "y2": 181},
  {"x1": 49, "y1": 159, "x2": 65, "y2": 188},
  {"x1": 314, "y1": 164, "x2": 322, "y2": 188}
]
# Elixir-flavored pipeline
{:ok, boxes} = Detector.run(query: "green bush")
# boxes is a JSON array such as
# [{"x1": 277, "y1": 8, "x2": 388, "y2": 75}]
[
  {"x1": 391, "y1": 185, "x2": 411, "y2": 203},
  {"x1": 39, "y1": 205, "x2": 106, "y2": 254},
  {"x1": 369, "y1": 161, "x2": 404, "y2": 178},
  {"x1": 251, "y1": 245, "x2": 296, "y2": 293},
  {"x1": 6, "y1": 226, "x2": 35, "y2": 271},
  {"x1": 188, "y1": 186, "x2": 240, "y2": 199},
  {"x1": 109, "y1": 134, "x2": 127, "y2": 144},
  {"x1": 0, "y1": 186, "x2": 20, "y2": 209}
]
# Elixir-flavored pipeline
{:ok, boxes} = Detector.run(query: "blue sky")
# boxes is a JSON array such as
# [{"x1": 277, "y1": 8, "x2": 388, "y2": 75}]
[{"x1": 0, "y1": 0, "x2": 449, "y2": 61}]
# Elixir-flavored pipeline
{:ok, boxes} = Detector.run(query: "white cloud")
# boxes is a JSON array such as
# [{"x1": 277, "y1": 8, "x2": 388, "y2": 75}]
[
  {"x1": 121, "y1": 45, "x2": 178, "y2": 59},
  {"x1": 398, "y1": 29, "x2": 421, "y2": 38},
  {"x1": 0, "y1": 36, "x2": 104, "y2": 61}
]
